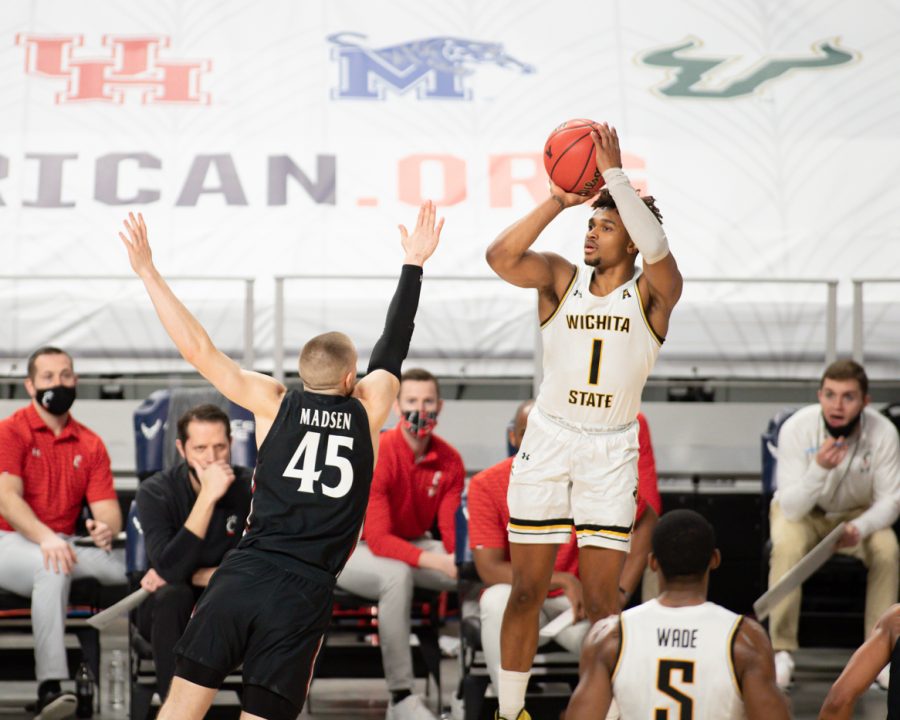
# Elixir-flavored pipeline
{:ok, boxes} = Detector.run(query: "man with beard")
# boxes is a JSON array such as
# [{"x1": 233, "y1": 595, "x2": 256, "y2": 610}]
[
  {"x1": 135, "y1": 403, "x2": 253, "y2": 700},
  {"x1": 770, "y1": 359, "x2": 900, "y2": 690},
  {"x1": 0, "y1": 347, "x2": 125, "y2": 719},
  {"x1": 336, "y1": 367, "x2": 464, "y2": 720},
  {"x1": 485, "y1": 123, "x2": 682, "y2": 720}
]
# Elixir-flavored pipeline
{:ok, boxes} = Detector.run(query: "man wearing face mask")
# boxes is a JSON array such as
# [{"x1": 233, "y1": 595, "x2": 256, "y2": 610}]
[
  {"x1": 770, "y1": 359, "x2": 900, "y2": 690},
  {"x1": 0, "y1": 346, "x2": 124, "y2": 720},
  {"x1": 135, "y1": 403, "x2": 252, "y2": 700},
  {"x1": 336, "y1": 367, "x2": 464, "y2": 720}
]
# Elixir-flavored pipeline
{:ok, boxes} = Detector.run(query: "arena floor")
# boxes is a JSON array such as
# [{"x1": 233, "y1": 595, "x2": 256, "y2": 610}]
[{"x1": 0, "y1": 618, "x2": 890, "y2": 719}]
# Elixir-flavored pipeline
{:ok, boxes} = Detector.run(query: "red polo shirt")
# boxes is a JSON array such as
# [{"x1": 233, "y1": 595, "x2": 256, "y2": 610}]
[
  {"x1": 0, "y1": 404, "x2": 116, "y2": 534},
  {"x1": 363, "y1": 425, "x2": 465, "y2": 567}
]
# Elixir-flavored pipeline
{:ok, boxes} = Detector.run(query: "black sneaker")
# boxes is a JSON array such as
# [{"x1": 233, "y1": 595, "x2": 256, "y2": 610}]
[{"x1": 35, "y1": 689, "x2": 77, "y2": 720}]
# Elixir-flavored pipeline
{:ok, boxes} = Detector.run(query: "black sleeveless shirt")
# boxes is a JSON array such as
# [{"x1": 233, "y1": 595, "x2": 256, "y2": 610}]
[{"x1": 238, "y1": 389, "x2": 373, "y2": 580}]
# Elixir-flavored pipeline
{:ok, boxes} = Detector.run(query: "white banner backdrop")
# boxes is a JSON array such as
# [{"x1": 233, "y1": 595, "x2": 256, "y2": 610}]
[{"x1": 2, "y1": 0, "x2": 898, "y2": 377}]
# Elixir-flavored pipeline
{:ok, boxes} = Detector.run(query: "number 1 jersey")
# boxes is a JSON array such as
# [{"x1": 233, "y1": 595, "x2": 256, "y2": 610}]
[
  {"x1": 537, "y1": 267, "x2": 661, "y2": 428},
  {"x1": 238, "y1": 389, "x2": 374, "y2": 579}
]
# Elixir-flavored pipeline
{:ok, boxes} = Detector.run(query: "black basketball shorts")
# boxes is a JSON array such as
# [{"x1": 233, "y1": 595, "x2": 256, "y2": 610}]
[{"x1": 173, "y1": 549, "x2": 334, "y2": 713}]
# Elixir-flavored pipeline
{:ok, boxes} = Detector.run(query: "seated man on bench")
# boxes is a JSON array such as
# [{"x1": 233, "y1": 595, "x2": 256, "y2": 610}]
[
  {"x1": 0, "y1": 346, "x2": 125, "y2": 719},
  {"x1": 135, "y1": 403, "x2": 253, "y2": 700},
  {"x1": 467, "y1": 400, "x2": 661, "y2": 691}
]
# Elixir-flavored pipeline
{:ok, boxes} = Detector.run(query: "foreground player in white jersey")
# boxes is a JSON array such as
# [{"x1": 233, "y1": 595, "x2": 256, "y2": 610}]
[
  {"x1": 568, "y1": 510, "x2": 790, "y2": 720},
  {"x1": 485, "y1": 123, "x2": 682, "y2": 720}
]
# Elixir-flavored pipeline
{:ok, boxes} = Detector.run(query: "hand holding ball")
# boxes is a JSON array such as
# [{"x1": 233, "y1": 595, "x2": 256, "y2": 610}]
[{"x1": 543, "y1": 119, "x2": 608, "y2": 196}]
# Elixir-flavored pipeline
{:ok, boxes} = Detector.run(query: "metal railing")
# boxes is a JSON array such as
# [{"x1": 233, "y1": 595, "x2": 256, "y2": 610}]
[
  {"x1": 273, "y1": 274, "x2": 840, "y2": 383},
  {"x1": 852, "y1": 278, "x2": 900, "y2": 365},
  {"x1": 0, "y1": 275, "x2": 256, "y2": 367}
]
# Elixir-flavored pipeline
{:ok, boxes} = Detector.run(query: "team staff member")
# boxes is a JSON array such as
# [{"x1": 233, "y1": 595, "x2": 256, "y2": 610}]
[
  {"x1": 136, "y1": 403, "x2": 252, "y2": 699},
  {"x1": 770, "y1": 360, "x2": 900, "y2": 689},
  {"x1": 119, "y1": 204, "x2": 443, "y2": 720},
  {"x1": 337, "y1": 368, "x2": 465, "y2": 720},
  {"x1": 0, "y1": 347, "x2": 124, "y2": 719},
  {"x1": 469, "y1": 401, "x2": 662, "y2": 690}
]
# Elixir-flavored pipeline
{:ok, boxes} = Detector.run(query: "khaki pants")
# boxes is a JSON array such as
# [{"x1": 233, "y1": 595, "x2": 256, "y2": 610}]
[{"x1": 768, "y1": 501, "x2": 899, "y2": 651}]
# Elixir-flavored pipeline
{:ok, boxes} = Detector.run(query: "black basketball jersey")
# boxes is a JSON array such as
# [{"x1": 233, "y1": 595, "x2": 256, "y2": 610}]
[{"x1": 238, "y1": 389, "x2": 374, "y2": 579}]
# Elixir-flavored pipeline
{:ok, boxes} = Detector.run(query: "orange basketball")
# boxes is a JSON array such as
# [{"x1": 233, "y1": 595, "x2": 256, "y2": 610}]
[{"x1": 543, "y1": 119, "x2": 605, "y2": 196}]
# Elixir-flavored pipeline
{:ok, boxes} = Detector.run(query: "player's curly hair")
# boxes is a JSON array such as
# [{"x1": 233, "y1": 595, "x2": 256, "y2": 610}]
[
  {"x1": 591, "y1": 189, "x2": 663, "y2": 225},
  {"x1": 652, "y1": 509, "x2": 715, "y2": 580}
]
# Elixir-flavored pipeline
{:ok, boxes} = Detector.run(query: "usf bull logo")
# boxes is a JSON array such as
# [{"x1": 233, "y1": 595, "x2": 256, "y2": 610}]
[
  {"x1": 640, "y1": 37, "x2": 856, "y2": 98},
  {"x1": 327, "y1": 32, "x2": 534, "y2": 100}
]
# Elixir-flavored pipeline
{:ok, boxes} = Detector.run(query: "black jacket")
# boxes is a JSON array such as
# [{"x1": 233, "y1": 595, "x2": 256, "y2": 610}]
[{"x1": 136, "y1": 462, "x2": 252, "y2": 583}]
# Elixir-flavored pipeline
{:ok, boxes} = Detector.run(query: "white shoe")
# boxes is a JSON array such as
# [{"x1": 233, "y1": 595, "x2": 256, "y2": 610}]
[
  {"x1": 386, "y1": 694, "x2": 439, "y2": 720},
  {"x1": 875, "y1": 662, "x2": 890, "y2": 690},
  {"x1": 774, "y1": 651, "x2": 795, "y2": 690}
]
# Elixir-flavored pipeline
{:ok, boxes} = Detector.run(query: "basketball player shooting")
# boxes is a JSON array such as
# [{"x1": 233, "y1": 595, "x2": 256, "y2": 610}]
[
  {"x1": 485, "y1": 123, "x2": 683, "y2": 720},
  {"x1": 118, "y1": 204, "x2": 443, "y2": 720}
]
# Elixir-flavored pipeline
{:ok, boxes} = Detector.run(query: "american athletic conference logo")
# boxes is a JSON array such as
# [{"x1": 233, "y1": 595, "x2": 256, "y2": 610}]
[
  {"x1": 17, "y1": 34, "x2": 210, "y2": 104},
  {"x1": 327, "y1": 32, "x2": 534, "y2": 100}
]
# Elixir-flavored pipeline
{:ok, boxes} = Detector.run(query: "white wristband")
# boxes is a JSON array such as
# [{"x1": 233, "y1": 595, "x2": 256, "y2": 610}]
[{"x1": 601, "y1": 168, "x2": 670, "y2": 264}]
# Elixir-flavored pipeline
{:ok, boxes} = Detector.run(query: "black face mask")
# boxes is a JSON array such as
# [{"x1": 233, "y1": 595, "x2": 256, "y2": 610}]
[
  {"x1": 824, "y1": 411, "x2": 862, "y2": 438},
  {"x1": 35, "y1": 385, "x2": 76, "y2": 416}
]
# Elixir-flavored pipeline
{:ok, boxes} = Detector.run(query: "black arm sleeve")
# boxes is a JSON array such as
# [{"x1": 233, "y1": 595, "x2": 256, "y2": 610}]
[{"x1": 367, "y1": 264, "x2": 423, "y2": 379}]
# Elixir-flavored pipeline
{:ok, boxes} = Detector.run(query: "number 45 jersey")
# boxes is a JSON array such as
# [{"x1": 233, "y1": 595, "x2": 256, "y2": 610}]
[
  {"x1": 239, "y1": 389, "x2": 374, "y2": 578},
  {"x1": 538, "y1": 267, "x2": 661, "y2": 428},
  {"x1": 612, "y1": 599, "x2": 746, "y2": 720}
]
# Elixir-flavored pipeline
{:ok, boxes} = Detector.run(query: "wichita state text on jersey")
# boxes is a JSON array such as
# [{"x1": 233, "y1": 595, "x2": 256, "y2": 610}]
[{"x1": 537, "y1": 267, "x2": 661, "y2": 427}]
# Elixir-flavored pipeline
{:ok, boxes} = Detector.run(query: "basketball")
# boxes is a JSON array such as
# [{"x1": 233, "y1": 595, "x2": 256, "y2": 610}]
[{"x1": 543, "y1": 118, "x2": 605, "y2": 196}]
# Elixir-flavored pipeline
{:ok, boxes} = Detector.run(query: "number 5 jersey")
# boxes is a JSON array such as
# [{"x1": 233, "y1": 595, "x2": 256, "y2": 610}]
[
  {"x1": 612, "y1": 598, "x2": 746, "y2": 720},
  {"x1": 239, "y1": 389, "x2": 374, "y2": 578}
]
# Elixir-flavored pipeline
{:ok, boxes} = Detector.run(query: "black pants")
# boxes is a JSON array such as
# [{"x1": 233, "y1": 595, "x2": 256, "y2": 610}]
[{"x1": 136, "y1": 583, "x2": 202, "y2": 699}]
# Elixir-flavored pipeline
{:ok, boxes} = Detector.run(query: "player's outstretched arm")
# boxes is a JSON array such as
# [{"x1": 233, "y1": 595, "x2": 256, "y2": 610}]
[
  {"x1": 119, "y1": 213, "x2": 285, "y2": 431},
  {"x1": 355, "y1": 201, "x2": 443, "y2": 435},
  {"x1": 592, "y1": 124, "x2": 683, "y2": 330},
  {"x1": 734, "y1": 618, "x2": 792, "y2": 720},
  {"x1": 566, "y1": 617, "x2": 617, "y2": 720},
  {"x1": 819, "y1": 604, "x2": 899, "y2": 719}
]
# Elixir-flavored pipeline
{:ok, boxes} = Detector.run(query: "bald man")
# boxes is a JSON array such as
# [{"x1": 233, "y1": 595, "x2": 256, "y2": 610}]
[{"x1": 119, "y1": 203, "x2": 443, "y2": 720}]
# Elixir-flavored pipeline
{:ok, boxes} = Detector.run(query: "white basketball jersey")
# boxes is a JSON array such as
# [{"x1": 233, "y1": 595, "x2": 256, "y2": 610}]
[
  {"x1": 536, "y1": 267, "x2": 661, "y2": 428},
  {"x1": 612, "y1": 600, "x2": 746, "y2": 720}
]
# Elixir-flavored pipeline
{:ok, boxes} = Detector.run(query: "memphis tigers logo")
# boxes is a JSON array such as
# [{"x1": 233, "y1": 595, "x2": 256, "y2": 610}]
[{"x1": 328, "y1": 31, "x2": 534, "y2": 100}]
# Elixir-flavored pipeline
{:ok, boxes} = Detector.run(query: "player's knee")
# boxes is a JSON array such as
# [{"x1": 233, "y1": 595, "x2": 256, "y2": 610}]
[
  {"x1": 154, "y1": 582, "x2": 195, "y2": 610},
  {"x1": 479, "y1": 584, "x2": 512, "y2": 623},
  {"x1": 584, "y1": 595, "x2": 618, "y2": 624},
  {"x1": 867, "y1": 533, "x2": 900, "y2": 567},
  {"x1": 380, "y1": 561, "x2": 414, "y2": 597},
  {"x1": 508, "y1": 582, "x2": 543, "y2": 612}
]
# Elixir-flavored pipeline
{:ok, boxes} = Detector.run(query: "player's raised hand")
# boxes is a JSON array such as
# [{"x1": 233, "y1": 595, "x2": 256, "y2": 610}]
[
  {"x1": 399, "y1": 200, "x2": 444, "y2": 267},
  {"x1": 549, "y1": 180, "x2": 595, "y2": 209},
  {"x1": 591, "y1": 122, "x2": 622, "y2": 174},
  {"x1": 119, "y1": 212, "x2": 156, "y2": 278}
]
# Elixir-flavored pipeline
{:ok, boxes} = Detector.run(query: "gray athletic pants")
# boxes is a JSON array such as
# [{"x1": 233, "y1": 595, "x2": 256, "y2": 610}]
[
  {"x1": 0, "y1": 531, "x2": 125, "y2": 681},
  {"x1": 336, "y1": 539, "x2": 456, "y2": 692}
]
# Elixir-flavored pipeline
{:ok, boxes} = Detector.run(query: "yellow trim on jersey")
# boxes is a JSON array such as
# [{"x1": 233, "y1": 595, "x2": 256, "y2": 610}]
[
  {"x1": 509, "y1": 522, "x2": 574, "y2": 533},
  {"x1": 539, "y1": 266, "x2": 579, "y2": 330},
  {"x1": 576, "y1": 527, "x2": 631, "y2": 540},
  {"x1": 633, "y1": 281, "x2": 664, "y2": 347},
  {"x1": 610, "y1": 616, "x2": 625, "y2": 682},
  {"x1": 727, "y1": 615, "x2": 744, "y2": 697}
]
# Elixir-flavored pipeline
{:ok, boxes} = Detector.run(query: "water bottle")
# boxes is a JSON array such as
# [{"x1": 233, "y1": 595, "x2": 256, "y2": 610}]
[
  {"x1": 75, "y1": 661, "x2": 94, "y2": 718},
  {"x1": 108, "y1": 649, "x2": 125, "y2": 709}
]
